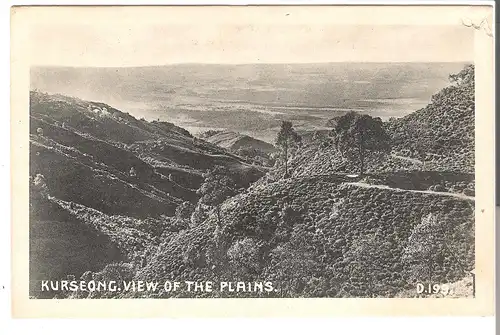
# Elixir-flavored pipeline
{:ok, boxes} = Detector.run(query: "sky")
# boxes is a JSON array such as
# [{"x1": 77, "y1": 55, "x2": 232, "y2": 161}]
[{"x1": 29, "y1": 22, "x2": 474, "y2": 67}]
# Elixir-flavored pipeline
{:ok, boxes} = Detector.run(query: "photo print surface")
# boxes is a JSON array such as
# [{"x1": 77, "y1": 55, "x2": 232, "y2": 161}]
[{"x1": 11, "y1": 5, "x2": 495, "y2": 317}]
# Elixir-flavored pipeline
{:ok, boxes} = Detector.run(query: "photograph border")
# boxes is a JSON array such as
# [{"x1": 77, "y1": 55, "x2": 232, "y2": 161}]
[{"x1": 10, "y1": 4, "x2": 495, "y2": 318}]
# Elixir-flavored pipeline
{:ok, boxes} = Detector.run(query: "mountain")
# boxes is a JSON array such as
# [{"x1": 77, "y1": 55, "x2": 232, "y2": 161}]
[
  {"x1": 316, "y1": 64, "x2": 474, "y2": 176},
  {"x1": 127, "y1": 65, "x2": 476, "y2": 298},
  {"x1": 386, "y1": 65, "x2": 475, "y2": 173},
  {"x1": 29, "y1": 64, "x2": 475, "y2": 299},
  {"x1": 200, "y1": 130, "x2": 275, "y2": 154},
  {"x1": 29, "y1": 91, "x2": 265, "y2": 296}
]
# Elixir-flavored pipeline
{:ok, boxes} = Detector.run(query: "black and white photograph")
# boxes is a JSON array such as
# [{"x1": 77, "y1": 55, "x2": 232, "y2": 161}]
[{"x1": 10, "y1": 5, "x2": 495, "y2": 317}]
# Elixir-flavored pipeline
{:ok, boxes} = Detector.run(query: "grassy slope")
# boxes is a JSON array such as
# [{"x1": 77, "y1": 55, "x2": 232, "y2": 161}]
[
  {"x1": 29, "y1": 194, "x2": 126, "y2": 298},
  {"x1": 30, "y1": 91, "x2": 265, "y2": 214},
  {"x1": 126, "y1": 67, "x2": 476, "y2": 298},
  {"x1": 128, "y1": 176, "x2": 473, "y2": 298},
  {"x1": 29, "y1": 91, "x2": 265, "y2": 296},
  {"x1": 386, "y1": 66, "x2": 475, "y2": 173},
  {"x1": 30, "y1": 65, "x2": 476, "y2": 299},
  {"x1": 202, "y1": 130, "x2": 276, "y2": 153}
]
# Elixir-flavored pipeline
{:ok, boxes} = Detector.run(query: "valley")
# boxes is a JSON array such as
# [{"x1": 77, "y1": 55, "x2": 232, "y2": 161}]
[{"x1": 29, "y1": 64, "x2": 475, "y2": 299}]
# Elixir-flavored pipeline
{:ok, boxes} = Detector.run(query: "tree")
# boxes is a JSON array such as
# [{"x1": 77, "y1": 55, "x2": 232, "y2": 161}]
[
  {"x1": 274, "y1": 203, "x2": 302, "y2": 242},
  {"x1": 175, "y1": 201, "x2": 195, "y2": 220},
  {"x1": 227, "y1": 238, "x2": 261, "y2": 279},
  {"x1": 449, "y1": 64, "x2": 474, "y2": 86},
  {"x1": 173, "y1": 201, "x2": 195, "y2": 229},
  {"x1": 275, "y1": 121, "x2": 302, "y2": 178},
  {"x1": 196, "y1": 166, "x2": 237, "y2": 227},
  {"x1": 342, "y1": 233, "x2": 394, "y2": 297},
  {"x1": 269, "y1": 235, "x2": 318, "y2": 297},
  {"x1": 332, "y1": 112, "x2": 390, "y2": 176},
  {"x1": 190, "y1": 203, "x2": 209, "y2": 227},
  {"x1": 401, "y1": 213, "x2": 471, "y2": 285}
]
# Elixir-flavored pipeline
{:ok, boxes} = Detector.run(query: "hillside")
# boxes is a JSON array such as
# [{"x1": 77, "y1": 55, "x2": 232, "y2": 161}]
[
  {"x1": 129, "y1": 65, "x2": 475, "y2": 298},
  {"x1": 30, "y1": 65, "x2": 476, "y2": 299},
  {"x1": 199, "y1": 130, "x2": 276, "y2": 167},
  {"x1": 386, "y1": 64, "x2": 475, "y2": 173},
  {"x1": 29, "y1": 91, "x2": 265, "y2": 296},
  {"x1": 30, "y1": 92, "x2": 264, "y2": 210},
  {"x1": 200, "y1": 130, "x2": 275, "y2": 154},
  {"x1": 272, "y1": 65, "x2": 475, "y2": 193},
  {"x1": 95, "y1": 175, "x2": 473, "y2": 299}
]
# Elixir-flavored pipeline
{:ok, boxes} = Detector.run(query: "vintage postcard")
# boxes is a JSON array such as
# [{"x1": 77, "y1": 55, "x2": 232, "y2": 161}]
[{"x1": 11, "y1": 5, "x2": 495, "y2": 317}]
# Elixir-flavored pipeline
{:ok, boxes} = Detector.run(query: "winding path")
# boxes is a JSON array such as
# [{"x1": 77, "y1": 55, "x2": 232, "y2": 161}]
[{"x1": 346, "y1": 182, "x2": 475, "y2": 201}]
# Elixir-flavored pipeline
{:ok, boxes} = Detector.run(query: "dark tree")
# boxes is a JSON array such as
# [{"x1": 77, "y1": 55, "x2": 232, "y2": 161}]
[
  {"x1": 332, "y1": 112, "x2": 390, "y2": 176},
  {"x1": 196, "y1": 166, "x2": 237, "y2": 227},
  {"x1": 402, "y1": 213, "x2": 446, "y2": 285},
  {"x1": 402, "y1": 213, "x2": 472, "y2": 286},
  {"x1": 449, "y1": 64, "x2": 474, "y2": 86},
  {"x1": 275, "y1": 121, "x2": 302, "y2": 178},
  {"x1": 270, "y1": 235, "x2": 318, "y2": 297}
]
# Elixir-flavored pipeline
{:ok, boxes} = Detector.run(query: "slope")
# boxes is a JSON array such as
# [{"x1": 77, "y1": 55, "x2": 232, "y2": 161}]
[
  {"x1": 29, "y1": 91, "x2": 266, "y2": 297},
  {"x1": 386, "y1": 64, "x2": 475, "y2": 173},
  {"x1": 125, "y1": 65, "x2": 476, "y2": 298},
  {"x1": 131, "y1": 176, "x2": 474, "y2": 298},
  {"x1": 200, "y1": 130, "x2": 276, "y2": 154}
]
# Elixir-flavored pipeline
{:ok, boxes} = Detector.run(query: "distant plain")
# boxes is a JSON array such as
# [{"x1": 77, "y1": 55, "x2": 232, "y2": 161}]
[{"x1": 31, "y1": 62, "x2": 467, "y2": 143}]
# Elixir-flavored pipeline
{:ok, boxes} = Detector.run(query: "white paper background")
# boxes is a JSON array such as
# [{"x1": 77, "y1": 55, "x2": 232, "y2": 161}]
[{"x1": 1, "y1": 0, "x2": 496, "y2": 333}]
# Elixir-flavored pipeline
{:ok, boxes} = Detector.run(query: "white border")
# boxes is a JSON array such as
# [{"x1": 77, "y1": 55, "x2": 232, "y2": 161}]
[
  {"x1": 6, "y1": 0, "x2": 498, "y2": 4},
  {"x1": 2, "y1": 0, "x2": 496, "y2": 334}
]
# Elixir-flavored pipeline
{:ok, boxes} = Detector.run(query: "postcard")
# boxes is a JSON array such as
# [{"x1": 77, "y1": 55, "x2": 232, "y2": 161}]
[{"x1": 10, "y1": 4, "x2": 495, "y2": 317}]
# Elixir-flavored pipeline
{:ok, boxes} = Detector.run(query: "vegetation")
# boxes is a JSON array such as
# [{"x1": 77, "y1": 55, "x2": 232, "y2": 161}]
[
  {"x1": 275, "y1": 121, "x2": 302, "y2": 178},
  {"x1": 29, "y1": 65, "x2": 475, "y2": 299},
  {"x1": 402, "y1": 212, "x2": 473, "y2": 285},
  {"x1": 330, "y1": 112, "x2": 391, "y2": 176},
  {"x1": 196, "y1": 166, "x2": 238, "y2": 227},
  {"x1": 386, "y1": 64, "x2": 475, "y2": 173}
]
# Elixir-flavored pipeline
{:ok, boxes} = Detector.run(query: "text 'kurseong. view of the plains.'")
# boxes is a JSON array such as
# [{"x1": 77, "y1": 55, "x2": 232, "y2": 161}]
[{"x1": 29, "y1": 63, "x2": 475, "y2": 298}]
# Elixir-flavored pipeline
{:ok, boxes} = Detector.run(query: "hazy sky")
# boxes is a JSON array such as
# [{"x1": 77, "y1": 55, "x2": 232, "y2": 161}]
[{"x1": 30, "y1": 23, "x2": 474, "y2": 67}]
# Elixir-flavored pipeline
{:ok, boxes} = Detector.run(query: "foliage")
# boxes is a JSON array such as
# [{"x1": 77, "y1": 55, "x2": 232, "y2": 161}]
[
  {"x1": 275, "y1": 121, "x2": 302, "y2": 178},
  {"x1": 386, "y1": 64, "x2": 475, "y2": 173},
  {"x1": 175, "y1": 201, "x2": 195, "y2": 220},
  {"x1": 204, "y1": 177, "x2": 474, "y2": 298},
  {"x1": 402, "y1": 212, "x2": 473, "y2": 284},
  {"x1": 449, "y1": 64, "x2": 474, "y2": 86},
  {"x1": 234, "y1": 145, "x2": 274, "y2": 167},
  {"x1": 227, "y1": 238, "x2": 261, "y2": 279},
  {"x1": 269, "y1": 235, "x2": 319, "y2": 297},
  {"x1": 342, "y1": 233, "x2": 398, "y2": 297},
  {"x1": 331, "y1": 112, "x2": 391, "y2": 175},
  {"x1": 197, "y1": 165, "x2": 238, "y2": 226}
]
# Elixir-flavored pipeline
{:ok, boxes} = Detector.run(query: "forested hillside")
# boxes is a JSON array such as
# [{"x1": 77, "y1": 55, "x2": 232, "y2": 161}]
[
  {"x1": 386, "y1": 65, "x2": 475, "y2": 173},
  {"x1": 199, "y1": 130, "x2": 276, "y2": 167},
  {"x1": 29, "y1": 92, "x2": 265, "y2": 297},
  {"x1": 29, "y1": 65, "x2": 475, "y2": 299}
]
